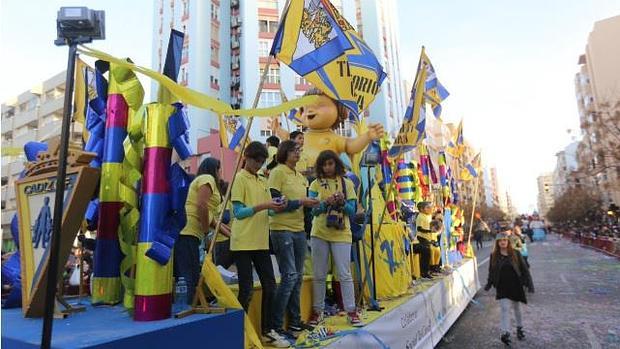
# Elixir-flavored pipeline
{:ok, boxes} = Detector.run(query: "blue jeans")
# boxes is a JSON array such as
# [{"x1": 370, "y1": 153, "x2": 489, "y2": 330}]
[{"x1": 271, "y1": 231, "x2": 306, "y2": 330}]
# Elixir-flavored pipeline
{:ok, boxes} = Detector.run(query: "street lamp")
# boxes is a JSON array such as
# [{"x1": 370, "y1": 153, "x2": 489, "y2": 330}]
[{"x1": 42, "y1": 7, "x2": 105, "y2": 349}]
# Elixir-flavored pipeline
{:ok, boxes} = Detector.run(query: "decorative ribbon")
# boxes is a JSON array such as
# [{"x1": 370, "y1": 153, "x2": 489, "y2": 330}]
[
  {"x1": 117, "y1": 104, "x2": 147, "y2": 309},
  {"x1": 77, "y1": 45, "x2": 319, "y2": 117},
  {"x1": 135, "y1": 103, "x2": 175, "y2": 321},
  {"x1": 92, "y1": 62, "x2": 144, "y2": 305},
  {"x1": 167, "y1": 104, "x2": 191, "y2": 160},
  {"x1": 84, "y1": 61, "x2": 108, "y2": 168},
  {"x1": 146, "y1": 163, "x2": 192, "y2": 265},
  {"x1": 438, "y1": 151, "x2": 451, "y2": 203}
]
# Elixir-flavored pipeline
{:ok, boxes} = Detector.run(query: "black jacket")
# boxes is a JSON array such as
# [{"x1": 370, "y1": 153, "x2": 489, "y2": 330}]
[{"x1": 485, "y1": 251, "x2": 534, "y2": 292}]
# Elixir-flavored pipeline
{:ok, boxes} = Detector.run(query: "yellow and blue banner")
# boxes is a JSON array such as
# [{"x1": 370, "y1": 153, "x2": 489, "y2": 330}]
[
  {"x1": 446, "y1": 119, "x2": 464, "y2": 158},
  {"x1": 460, "y1": 152, "x2": 481, "y2": 181},
  {"x1": 390, "y1": 47, "x2": 449, "y2": 157},
  {"x1": 218, "y1": 116, "x2": 247, "y2": 152},
  {"x1": 270, "y1": 0, "x2": 386, "y2": 118}
]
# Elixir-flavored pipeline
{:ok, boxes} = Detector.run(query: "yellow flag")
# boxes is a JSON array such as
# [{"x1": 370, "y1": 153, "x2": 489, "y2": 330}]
[{"x1": 74, "y1": 57, "x2": 96, "y2": 141}]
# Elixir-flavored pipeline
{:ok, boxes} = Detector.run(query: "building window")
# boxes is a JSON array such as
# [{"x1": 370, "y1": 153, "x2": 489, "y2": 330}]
[
  {"x1": 211, "y1": 3, "x2": 219, "y2": 20},
  {"x1": 260, "y1": 67, "x2": 280, "y2": 84},
  {"x1": 260, "y1": 129, "x2": 273, "y2": 137},
  {"x1": 269, "y1": 20, "x2": 279, "y2": 32},
  {"x1": 211, "y1": 22, "x2": 219, "y2": 38},
  {"x1": 258, "y1": 40, "x2": 271, "y2": 57},
  {"x1": 258, "y1": 91, "x2": 280, "y2": 108},
  {"x1": 295, "y1": 75, "x2": 309, "y2": 85},
  {"x1": 259, "y1": 20, "x2": 269, "y2": 32},
  {"x1": 258, "y1": 0, "x2": 278, "y2": 10},
  {"x1": 259, "y1": 19, "x2": 278, "y2": 33},
  {"x1": 211, "y1": 45, "x2": 219, "y2": 62}
]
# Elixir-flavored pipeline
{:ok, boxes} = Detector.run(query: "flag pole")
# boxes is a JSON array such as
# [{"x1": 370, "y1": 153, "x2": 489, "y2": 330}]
[
  {"x1": 206, "y1": 55, "x2": 274, "y2": 256},
  {"x1": 278, "y1": 87, "x2": 292, "y2": 133},
  {"x1": 205, "y1": 0, "x2": 292, "y2": 256},
  {"x1": 466, "y1": 176, "x2": 480, "y2": 249}
]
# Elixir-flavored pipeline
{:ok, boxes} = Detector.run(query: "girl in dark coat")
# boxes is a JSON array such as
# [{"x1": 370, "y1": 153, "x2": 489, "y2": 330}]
[{"x1": 484, "y1": 231, "x2": 534, "y2": 346}]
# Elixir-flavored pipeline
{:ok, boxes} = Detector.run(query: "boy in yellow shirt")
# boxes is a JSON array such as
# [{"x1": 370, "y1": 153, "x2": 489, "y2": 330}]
[
  {"x1": 415, "y1": 201, "x2": 434, "y2": 279},
  {"x1": 229, "y1": 141, "x2": 288, "y2": 348}
]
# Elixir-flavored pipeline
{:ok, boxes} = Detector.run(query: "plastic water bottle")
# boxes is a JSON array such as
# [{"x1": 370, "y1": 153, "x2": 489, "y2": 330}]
[{"x1": 174, "y1": 277, "x2": 188, "y2": 310}]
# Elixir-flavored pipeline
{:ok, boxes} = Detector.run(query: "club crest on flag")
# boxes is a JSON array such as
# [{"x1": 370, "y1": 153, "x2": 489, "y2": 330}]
[{"x1": 271, "y1": 0, "x2": 386, "y2": 119}]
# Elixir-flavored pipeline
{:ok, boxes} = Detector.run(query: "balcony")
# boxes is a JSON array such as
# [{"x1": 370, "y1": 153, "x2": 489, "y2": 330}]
[
  {"x1": 1, "y1": 208, "x2": 15, "y2": 225},
  {"x1": 10, "y1": 161, "x2": 24, "y2": 176},
  {"x1": 39, "y1": 97, "x2": 64, "y2": 117},
  {"x1": 1, "y1": 118, "x2": 13, "y2": 134},
  {"x1": 37, "y1": 119, "x2": 61, "y2": 141},
  {"x1": 2, "y1": 184, "x2": 16, "y2": 202},
  {"x1": 13, "y1": 109, "x2": 38, "y2": 129},
  {"x1": 12, "y1": 130, "x2": 37, "y2": 149}
]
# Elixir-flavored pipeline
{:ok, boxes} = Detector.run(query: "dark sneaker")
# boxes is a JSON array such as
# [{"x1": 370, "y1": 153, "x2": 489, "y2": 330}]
[
  {"x1": 276, "y1": 328, "x2": 298, "y2": 340},
  {"x1": 288, "y1": 322, "x2": 314, "y2": 332},
  {"x1": 501, "y1": 332, "x2": 511, "y2": 346},
  {"x1": 516, "y1": 327, "x2": 525, "y2": 340},
  {"x1": 308, "y1": 311, "x2": 324, "y2": 326},
  {"x1": 262, "y1": 329, "x2": 290, "y2": 348},
  {"x1": 347, "y1": 311, "x2": 365, "y2": 327}
]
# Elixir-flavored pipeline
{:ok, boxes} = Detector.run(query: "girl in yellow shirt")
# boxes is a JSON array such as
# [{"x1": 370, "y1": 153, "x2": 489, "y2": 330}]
[
  {"x1": 175, "y1": 158, "x2": 230, "y2": 304},
  {"x1": 268, "y1": 140, "x2": 319, "y2": 334},
  {"x1": 307, "y1": 150, "x2": 364, "y2": 327}
]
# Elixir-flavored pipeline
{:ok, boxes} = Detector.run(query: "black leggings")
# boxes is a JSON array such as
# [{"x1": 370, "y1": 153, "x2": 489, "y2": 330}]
[
  {"x1": 232, "y1": 250, "x2": 276, "y2": 334},
  {"x1": 173, "y1": 235, "x2": 201, "y2": 304}
]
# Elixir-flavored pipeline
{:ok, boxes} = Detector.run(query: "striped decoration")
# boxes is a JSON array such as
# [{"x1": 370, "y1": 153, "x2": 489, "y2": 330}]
[{"x1": 133, "y1": 103, "x2": 176, "y2": 321}]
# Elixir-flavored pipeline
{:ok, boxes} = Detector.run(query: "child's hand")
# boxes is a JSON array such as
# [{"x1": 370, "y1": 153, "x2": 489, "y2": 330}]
[
  {"x1": 301, "y1": 198, "x2": 320, "y2": 208},
  {"x1": 367, "y1": 123, "x2": 384, "y2": 140}
]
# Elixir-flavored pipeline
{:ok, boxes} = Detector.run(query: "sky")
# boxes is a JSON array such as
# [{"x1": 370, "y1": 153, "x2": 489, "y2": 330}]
[{"x1": 1, "y1": 0, "x2": 620, "y2": 212}]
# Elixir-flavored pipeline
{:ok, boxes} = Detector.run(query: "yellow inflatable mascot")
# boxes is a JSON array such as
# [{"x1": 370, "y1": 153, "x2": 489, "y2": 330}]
[{"x1": 299, "y1": 88, "x2": 384, "y2": 170}]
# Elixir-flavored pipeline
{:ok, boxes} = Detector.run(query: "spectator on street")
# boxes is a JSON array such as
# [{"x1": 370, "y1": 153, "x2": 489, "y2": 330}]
[
  {"x1": 485, "y1": 230, "x2": 534, "y2": 346},
  {"x1": 473, "y1": 215, "x2": 489, "y2": 250}
]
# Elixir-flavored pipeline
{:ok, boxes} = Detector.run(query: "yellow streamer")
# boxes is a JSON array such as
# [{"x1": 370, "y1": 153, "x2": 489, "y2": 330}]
[
  {"x1": 118, "y1": 105, "x2": 146, "y2": 310},
  {"x1": 201, "y1": 255, "x2": 263, "y2": 349},
  {"x1": 77, "y1": 45, "x2": 318, "y2": 117}
]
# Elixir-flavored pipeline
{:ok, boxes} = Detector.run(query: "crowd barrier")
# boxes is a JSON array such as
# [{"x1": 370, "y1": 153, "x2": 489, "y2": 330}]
[{"x1": 560, "y1": 231, "x2": 620, "y2": 258}]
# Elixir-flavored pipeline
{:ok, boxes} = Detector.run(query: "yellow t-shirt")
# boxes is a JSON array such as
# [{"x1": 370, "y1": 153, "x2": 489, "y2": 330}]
[
  {"x1": 268, "y1": 164, "x2": 308, "y2": 232},
  {"x1": 415, "y1": 213, "x2": 433, "y2": 241},
  {"x1": 230, "y1": 169, "x2": 271, "y2": 251},
  {"x1": 181, "y1": 174, "x2": 221, "y2": 239},
  {"x1": 302, "y1": 130, "x2": 347, "y2": 170},
  {"x1": 309, "y1": 177, "x2": 357, "y2": 243},
  {"x1": 295, "y1": 152, "x2": 310, "y2": 173}
]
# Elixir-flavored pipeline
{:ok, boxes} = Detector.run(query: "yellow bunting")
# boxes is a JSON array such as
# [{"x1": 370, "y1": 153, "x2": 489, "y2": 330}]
[
  {"x1": 108, "y1": 64, "x2": 145, "y2": 108},
  {"x1": 77, "y1": 45, "x2": 318, "y2": 117}
]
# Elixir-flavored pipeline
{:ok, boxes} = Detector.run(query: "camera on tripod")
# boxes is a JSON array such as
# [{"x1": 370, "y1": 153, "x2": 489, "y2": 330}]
[{"x1": 55, "y1": 7, "x2": 105, "y2": 45}]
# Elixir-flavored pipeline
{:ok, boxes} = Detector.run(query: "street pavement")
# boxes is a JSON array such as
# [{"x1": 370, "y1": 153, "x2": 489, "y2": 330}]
[{"x1": 437, "y1": 234, "x2": 620, "y2": 349}]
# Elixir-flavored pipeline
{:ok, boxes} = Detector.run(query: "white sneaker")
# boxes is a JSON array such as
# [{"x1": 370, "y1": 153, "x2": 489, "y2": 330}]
[{"x1": 262, "y1": 329, "x2": 290, "y2": 348}]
